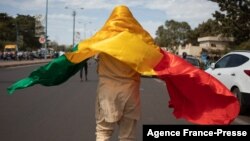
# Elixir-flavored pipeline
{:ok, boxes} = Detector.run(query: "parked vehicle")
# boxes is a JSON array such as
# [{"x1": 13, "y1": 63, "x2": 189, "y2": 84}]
[
  {"x1": 206, "y1": 50, "x2": 250, "y2": 114},
  {"x1": 185, "y1": 56, "x2": 201, "y2": 68},
  {"x1": 3, "y1": 44, "x2": 18, "y2": 60},
  {"x1": 37, "y1": 47, "x2": 55, "y2": 59}
]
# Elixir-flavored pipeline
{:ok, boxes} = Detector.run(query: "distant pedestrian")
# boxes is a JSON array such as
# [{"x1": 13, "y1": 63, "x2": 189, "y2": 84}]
[
  {"x1": 182, "y1": 52, "x2": 187, "y2": 59},
  {"x1": 204, "y1": 55, "x2": 211, "y2": 70},
  {"x1": 80, "y1": 60, "x2": 88, "y2": 81}
]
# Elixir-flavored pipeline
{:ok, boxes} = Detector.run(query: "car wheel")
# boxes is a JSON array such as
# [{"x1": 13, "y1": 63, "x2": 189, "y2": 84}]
[{"x1": 232, "y1": 87, "x2": 247, "y2": 115}]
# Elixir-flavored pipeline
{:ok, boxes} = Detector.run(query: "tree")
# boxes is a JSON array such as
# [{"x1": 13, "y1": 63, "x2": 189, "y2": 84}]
[
  {"x1": 194, "y1": 19, "x2": 221, "y2": 37},
  {"x1": 155, "y1": 20, "x2": 191, "y2": 52},
  {"x1": 154, "y1": 25, "x2": 168, "y2": 47},
  {"x1": 15, "y1": 14, "x2": 40, "y2": 50},
  {"x1": 210, "y1": 0, "x2": 250, "y2": 44},
  {"x1": 188, "y1": 19, "x2": 222, "y2": 45},
  {"x1": 35, "y1": 15, "x2": 45, "y2": 37},
  {"x1": 0, "y1": 13, "x2": 42, "y2": 51},
  {"x1": 0, "y1": 13, "x2": 15, "y2": 50}
]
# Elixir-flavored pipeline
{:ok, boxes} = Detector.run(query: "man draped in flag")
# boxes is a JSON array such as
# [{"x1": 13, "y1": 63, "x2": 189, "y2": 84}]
[
  {"x1": 7, "y1": 5, "x2": 240, "y2": 140},
  {"x1": 95, "y1": 52, "x2": 141, "y2": 140}
]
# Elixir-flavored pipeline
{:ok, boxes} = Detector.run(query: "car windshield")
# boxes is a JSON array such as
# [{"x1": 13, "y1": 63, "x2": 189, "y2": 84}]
[
  {"x1": 186, "y1": 57, "x2": 200, "y2": 66},
  {"x1": 5, "y1": 48, "x2": 16, "y2": 52}
]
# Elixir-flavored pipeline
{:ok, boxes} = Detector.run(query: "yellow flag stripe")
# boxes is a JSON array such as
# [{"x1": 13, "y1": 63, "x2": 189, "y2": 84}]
[{"x1": 65, "y1": 31, "x2": 163, "y2": 75}]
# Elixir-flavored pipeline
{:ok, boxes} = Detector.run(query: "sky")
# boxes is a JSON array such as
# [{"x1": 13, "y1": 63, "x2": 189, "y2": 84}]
[{"x1": 0, "y1": 0, "x2": 220, "y2": 46}]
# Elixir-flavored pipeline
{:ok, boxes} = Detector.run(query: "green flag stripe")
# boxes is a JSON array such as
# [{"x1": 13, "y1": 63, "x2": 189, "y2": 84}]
[{"x1": 7, "y1": 44, "x2": 86, "y2": 95}]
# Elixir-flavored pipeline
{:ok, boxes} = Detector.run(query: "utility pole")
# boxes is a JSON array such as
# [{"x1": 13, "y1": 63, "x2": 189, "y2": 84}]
[
  {"x1": 65, "y1": 7, "x2": 84, "y2": 47},
  {"x1": 45, "y1": 0, "x2": 48, "y2": 59},
  {"x1": 15, "y1": 22, "x2": 19, "y2": 52},
  {"x1": 72, "y1": 10, "x2": 76, "y2": 47}
]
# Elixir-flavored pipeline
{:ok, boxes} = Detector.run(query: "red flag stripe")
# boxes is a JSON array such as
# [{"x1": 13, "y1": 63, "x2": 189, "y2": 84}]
[{"x1": 153, "y1": 50, "x2": 240, "y2": 125}]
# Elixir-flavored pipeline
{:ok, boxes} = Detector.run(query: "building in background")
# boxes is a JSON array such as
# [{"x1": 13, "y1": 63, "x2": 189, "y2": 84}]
[
  {"x1": 198, "y1": 36, "x2": 234, "y2": 51},
  {"x1": 178, "y1": 35, "x2": 234, "y2": 58}
]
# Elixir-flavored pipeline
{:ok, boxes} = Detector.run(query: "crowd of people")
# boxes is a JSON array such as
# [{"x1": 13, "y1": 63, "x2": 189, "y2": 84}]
[
  {"x1": 0, "y1": 50, "x2": 65, "y2": 61},
  {"x1": 0, "y1": 50, "x2": 35, "y2": 61}
]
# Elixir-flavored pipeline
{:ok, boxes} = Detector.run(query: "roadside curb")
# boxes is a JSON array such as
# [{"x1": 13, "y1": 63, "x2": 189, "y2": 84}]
[{"x1": 0, "y1": 59, "x2": 52, "y2": 68}]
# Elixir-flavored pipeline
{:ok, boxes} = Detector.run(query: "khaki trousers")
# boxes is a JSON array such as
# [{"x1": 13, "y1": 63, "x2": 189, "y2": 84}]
[{"x1": 96, "y1": 117, "x2": 137, "y2": 141}]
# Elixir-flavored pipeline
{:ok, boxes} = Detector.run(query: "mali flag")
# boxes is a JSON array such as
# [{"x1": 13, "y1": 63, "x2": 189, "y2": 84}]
[{"x1": 7, "y1": 5, "x2": 239, "y2": 125}]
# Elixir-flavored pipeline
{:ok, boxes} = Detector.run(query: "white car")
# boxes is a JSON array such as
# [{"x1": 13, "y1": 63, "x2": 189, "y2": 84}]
[{"x1": 206, "y1": 50, "x2": 250, "y2": 114}]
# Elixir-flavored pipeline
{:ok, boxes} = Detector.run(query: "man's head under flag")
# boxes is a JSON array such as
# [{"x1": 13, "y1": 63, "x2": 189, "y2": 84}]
[
  {"x1": 7, "y1": 5, "x2": 239, "y2": 125},
  {"x1": 65, "y1": 5, "x2": 163, "y2": 74}
]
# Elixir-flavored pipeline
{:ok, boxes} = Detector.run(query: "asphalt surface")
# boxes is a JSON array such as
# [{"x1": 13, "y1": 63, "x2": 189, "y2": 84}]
[
  {"x1": 0, "y1": 58, "x2": 250, "y2": 141},
  {"x1": 0, "y1": 60, "x2": 186, "y2": 141},
  {"x1": 0, "y1": 59, "x2": 52, "y2": 68}
]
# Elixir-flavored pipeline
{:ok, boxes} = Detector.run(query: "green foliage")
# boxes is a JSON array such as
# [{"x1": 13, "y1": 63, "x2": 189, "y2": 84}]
[
  {"x1": 187, "y1": 19, "x2": 223, "y2": 46},
  {"x1": 155, "y1": 19, "x2": 223, "y2": 50},
  {"x1": 0, "y1": 13, "x2": 42, "y2": 51},
  {"x1": 194, "y1": 19, "x2": 221, "y2": 37},
  {"x1": 155, "y1": 1, "x2": 249, "y2": 51},
  {"x1": 0, "y1": 13, "x2": 16, "y2": 49},
  {"x1": 210, "y1": 0, "x2": 250, "y2": 44},
  {"x1": 155, "y1": 20, "x2": 191, "y2": 52}
]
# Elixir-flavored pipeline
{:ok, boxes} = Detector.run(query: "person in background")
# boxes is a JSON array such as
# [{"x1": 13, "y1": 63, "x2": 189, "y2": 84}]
[
  {"x1": 80, "y1": 60, "x2": 88, "y2": 81},
  {"x1": 182, "y1": 52, "x2": 187, "y2": 59},
  {"x1": 204, "y1": 55, "x2": 211, "y2": 70}
]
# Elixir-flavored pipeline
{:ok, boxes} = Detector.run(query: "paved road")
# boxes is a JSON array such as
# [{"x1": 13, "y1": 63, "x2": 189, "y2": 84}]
[
  {"x1": 0, "y1": 59, "x2": 249, "y2": 141},
  {"x1": 0, "y1": 59, "x2": 52, "y2": 68},
  {"x1": 0, "y1": 59, "x2": 191, "y2": 141}
]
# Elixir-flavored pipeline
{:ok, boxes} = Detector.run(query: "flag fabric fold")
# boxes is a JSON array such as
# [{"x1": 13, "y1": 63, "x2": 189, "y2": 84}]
[
  {"x1": 7, "y1": 52, "x2": 86, "y2": 94},
  {"x1": 7, "y1": 5, "x2": 239, "y2": 125},
  {"x1": 154, "y1": 50, "x2": 239, "y2": 124}
]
